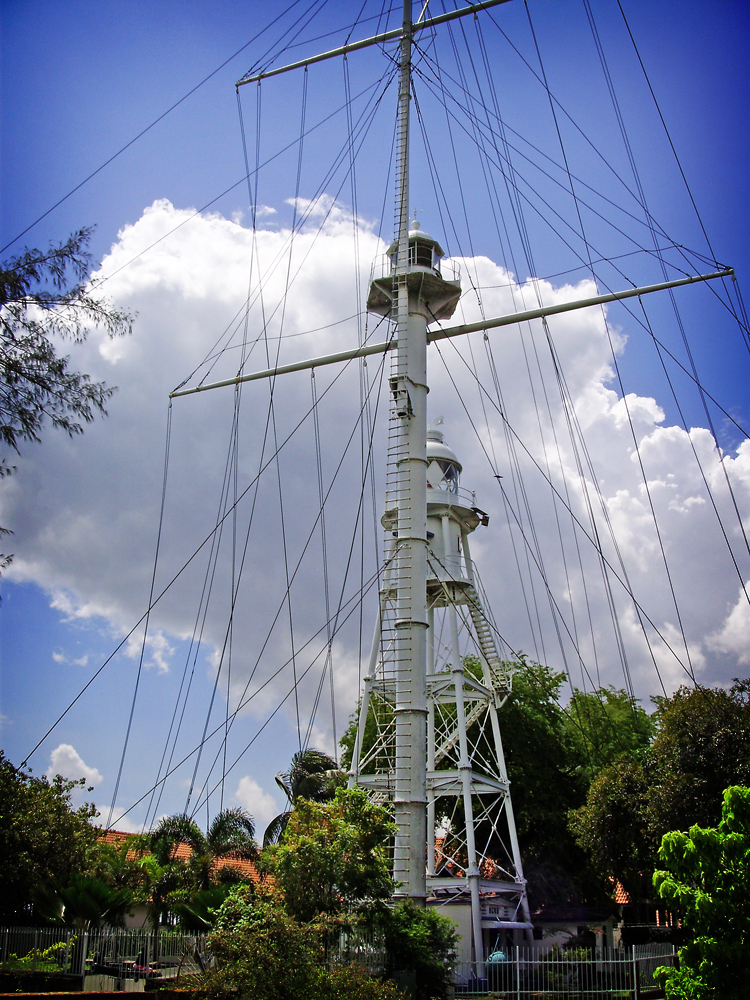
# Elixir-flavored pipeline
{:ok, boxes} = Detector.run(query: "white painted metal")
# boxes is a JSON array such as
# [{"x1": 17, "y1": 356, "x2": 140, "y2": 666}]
[
  {"x1": 389, "y1": 0, "x2": 429, "y2": 904},
  {"x1": 353, "y1": 415, "x2": 532, "y2": 964},
  {"x1": 235, "y1": 0, "x2": 515, "y2": 87}
]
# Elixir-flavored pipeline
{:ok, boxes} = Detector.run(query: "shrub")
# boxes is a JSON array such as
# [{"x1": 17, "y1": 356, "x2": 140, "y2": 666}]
[
  {"x1": 318, "y1": 963, "x2": 405, "y2": 1000},
  {"x1": 203, "y1": 888, "x2": 321, "y2": 1000},
  {"x1": 374, "y1": 901, "x2": 458, "y2": 1000}
]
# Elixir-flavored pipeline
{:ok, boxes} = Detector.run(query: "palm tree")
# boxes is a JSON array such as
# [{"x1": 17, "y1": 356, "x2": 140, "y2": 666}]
[
  {"x1": 148, "y1": 807, "x2": 258, "y2": 891},
  {"x1": 34, "y1": 875, "x2": 133, "y2": 930},
  {"x1": 263, "y1": 748, "x2": 339, "y2": 847}
]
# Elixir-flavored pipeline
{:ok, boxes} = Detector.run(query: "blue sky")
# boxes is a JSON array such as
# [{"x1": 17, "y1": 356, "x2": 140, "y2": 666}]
[{"x1": 2, "y1": 0, "x2": 750, "y2": 834}]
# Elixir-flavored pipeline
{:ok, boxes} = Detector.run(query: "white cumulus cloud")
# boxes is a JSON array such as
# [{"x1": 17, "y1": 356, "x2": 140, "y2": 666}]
[
  {"x1": 234, "y1": 776, "x2": 281, "y2": 829},
  {"x1": 47, "y1": 744, "x2": 103, "y2": 787}
]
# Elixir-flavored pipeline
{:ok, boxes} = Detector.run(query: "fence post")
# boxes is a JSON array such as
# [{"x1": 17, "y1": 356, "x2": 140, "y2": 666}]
[
  {"x1": 515, "y1": 945, "x2": 520, "y2": 1000},
  {"x1": 631, "y1": 946, "x2": 640, "y2": 1000},
  {"x1": 1, "y1": 927, "x2": 7, "y2": 972},
  {"x1": 81, "y1": 932, "x2": 89, "y2": 983}
]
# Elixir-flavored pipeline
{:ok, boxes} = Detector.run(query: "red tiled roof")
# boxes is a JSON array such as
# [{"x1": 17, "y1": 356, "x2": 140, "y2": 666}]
[{"x1": 98, "y1": 829, "x2": 262, "y2": 884}]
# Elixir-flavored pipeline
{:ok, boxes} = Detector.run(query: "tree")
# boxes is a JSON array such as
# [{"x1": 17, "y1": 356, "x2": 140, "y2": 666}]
[
  {"x1": 148, "y1": 807, "x2": 258, "y2": 891},
  {"x1": 264, "y1": 747, "x2": 339, "y2": 846},
  {"x1": 647, "y1": 680, "x2": 750, "y2": 836},
  {"x1": 570, "y1": 679, "x2": 750, "y2": 912},
  {"x1": 0, "y1": 751, "x2": 99, "y2": 922},
  {"x1": 129, "y1": 807, "x2": 257, "y2": 930},
  {"x1": 486, "y1": 657, "x2": 633, "y2": 910},
  {"x1": 568, "y1": 753, "x2": 654, "y2": 915},
  {"x1": 0, "y1": 227, "x2": 133, "y2": 563},
  {"x1": 564, "y1": 685, "x2": 654, "y2": 786},
  {"x1": 373, "y1": 901, "x2": 459, "y2": 1000},
  {"x1": 653, "y1": 786, "x2": 750, "y2": 1000},
  {"x1": 88, "y1": 833, "x2": 147, "y2": 893},
  {"x1": 207, "y1": 887, "x2": 322, "y2": 1000},
  {"x1": 33, "y1": 874, "x2": 133, "y2": 930},
  {"x1": 272, "y1": 785, "x2": 394, "y2": 922}
]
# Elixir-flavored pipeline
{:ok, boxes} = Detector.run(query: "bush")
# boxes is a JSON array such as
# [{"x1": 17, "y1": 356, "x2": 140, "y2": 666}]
[
  {"x1": 374, "y1": 902, "x2": 458, "y2": 1000},
  {"x1": 318, "y1": 963, "x2": 405, "y2": 1000},
  {"x1": 203, "y1": 888, "x2": 321, "y2": 1000}
]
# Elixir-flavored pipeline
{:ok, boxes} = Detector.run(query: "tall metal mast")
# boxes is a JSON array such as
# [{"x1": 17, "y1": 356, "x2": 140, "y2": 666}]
[
  {"x1": 172, "y1": 0, "x2": 734, "y2": 963},
  {"x1": 390, "y1": 0, "x2": 428, "y2": 906}
]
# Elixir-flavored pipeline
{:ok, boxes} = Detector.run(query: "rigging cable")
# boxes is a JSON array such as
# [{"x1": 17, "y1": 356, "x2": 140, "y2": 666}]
[
  {"x1": 435, "y1": 335, "x2": 695, "y2": 683},
  {"x1": 524, "y1": 0, "x2": 692, "y2": 686},
  {"x1": 0, "y1": 0, "x2": 309, "y2": 254},
  {"x1": 107, "y1": 403, "x2": 173, "y2": 827},
  {"x1": 24, "y1": 302, "x2": 385, "y2": 768},
  {"x1": 583, "y1": 0, "x2": 750, "y2": 602},
  {"x1": 430, "y1": 20, "x2": 617, "y2": 691},
  {"x1": 192, "y1": 352, "x2": 390, "y2": 815}
]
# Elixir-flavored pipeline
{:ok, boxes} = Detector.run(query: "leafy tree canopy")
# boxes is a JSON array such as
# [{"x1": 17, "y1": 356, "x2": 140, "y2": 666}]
[
  {"x1": 500, "y1": 657, "x2": 650, "y2": 909},
  {"x1": 648, "y1": 680, "x2": 750, "y2": 834},
  {"x1": 653, "y1": 785, "x2": 750, "y2": 1000},
  {"x1": 0, "y1": 751, "x2": 99, "y2": 923},
  {"x1": 146, "y1": 807, "x2": 257, "y2": 890},
  {"x1": 571, "y1": 679, "x2": 750, "y2": 910},
  {"x1": 271, "y1": 785, "x2": 395, "y2": 923},
  {"x1": 208, "y1": 888, "x2": 322, "y2": 1000},
  {"x1": 372, "y1": 901, "x2": 459, "y2": 1000},
  {"x1": 565, "y1": 684, "x2": 654, "y2": 786}
]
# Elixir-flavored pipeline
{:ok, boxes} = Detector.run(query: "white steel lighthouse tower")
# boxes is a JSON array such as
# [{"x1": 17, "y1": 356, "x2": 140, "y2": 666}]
[{"x1": 349, "y1": 212, "x2": 531, "y2": 965}]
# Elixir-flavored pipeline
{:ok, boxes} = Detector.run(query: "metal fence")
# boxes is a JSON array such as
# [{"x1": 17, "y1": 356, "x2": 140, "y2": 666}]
[
  {"x1": 454, "y1": 942, "x2": 677, "y2": 997},
  {"x1": 1, "y1": 926, "x2": 676, "y2": 997},
  {"x1": 0, "y1": 927, "x2": 205, "y2": 991},
  {"x1": 326, "y1": 928, "x2": 387, "y2": 976}
]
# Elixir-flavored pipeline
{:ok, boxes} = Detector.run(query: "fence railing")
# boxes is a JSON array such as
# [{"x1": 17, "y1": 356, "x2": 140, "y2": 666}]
[
  {"x1": 326, "y1": 928, "x2": 387, "y2": 976},
  {"x1": 0, "y1": 927, "x2": 205, "y2": 991},
  {"x1": 1, "y1": 927, "x2": 676, "y2": 997},
  {"x1": 454, "y1": 943, "x2": 677, "y2": 997}
]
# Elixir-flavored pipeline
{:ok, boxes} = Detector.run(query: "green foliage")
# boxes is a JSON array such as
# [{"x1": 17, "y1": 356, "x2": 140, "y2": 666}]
[
  {"x1": 4, "y1": 938, "x2": 78, "y2": 972},
  {"x1": 123, "y1": 807, "x2": 258, "y2": 929},
  {"x1": 654, "y1": 965, "x2": 710, "y2": 1000},
  {"x1": 373, "y1": 901, "x2": 458, "y2": 1000},
  {"x1": 170, "y1": 884, "x2": 234, "y2": 931},
  {"x1": 33, "y1": 873, "x2": 133, "y2": 929},
  {"x1": 571, "y1": 680, "x2": 750, "y2": 910},
  {"x1": 0, "y1": 228, "x2": 132, "y2": 451},
  {"x1": 147, "y1": 807, "x2": 257, "y2": 891},
  {"x1": 499, "y1": 658, "x2": 595, "y2": 908},
  {"x1": 0, "y1": 751, "x2": 99, "y2": 923},
  {"x1": 648, "y1": 681, "x2": 750, "y2": 835},
  {"x1": 88, "y1": 834, "x2": 146, "y2": 892},
  {"x1": 569, "y1": 754, "x2": 653, "y2": 911},
  {"x1": 129, "y1": 848, "x2": 189, "y2": 930},
  {"x1": 653, "y1": 786, "x2": 750, "y2": 1000},
  {"x1": 206, "y1": 888, "x2": 322, "y2": 1000},
  {"x1": 565, "y1": 685, "x2": 654, "y2": 785},
  {"x1": 318, "y1": 963, "x2": 405, "y2": 1000},
  {"x1": 272, "y1": 785, "x2": 394, "y2": 922}
]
